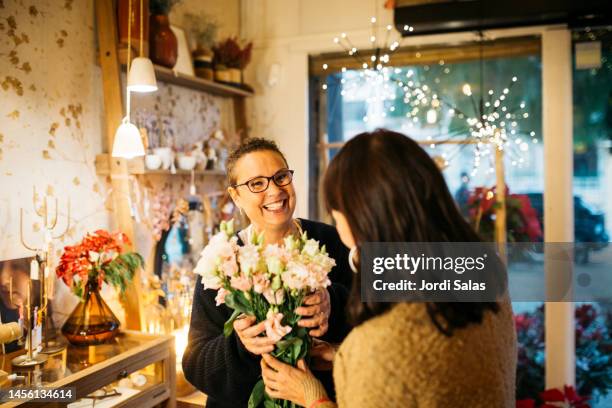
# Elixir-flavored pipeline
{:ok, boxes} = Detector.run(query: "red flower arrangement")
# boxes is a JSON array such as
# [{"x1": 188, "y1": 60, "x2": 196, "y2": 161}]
[
  {"x1": 517, "y1": 385, "x2": 590, "y2": 408},
  {"x1": 56, "y1": 230, "x2": 143, "y2": 299},
  {"x1": 467, "y1": 186, "x2": 542, "y2": 242},
  {"x1": 515, "y1": 304, "x2": 611, "y2": 406}
]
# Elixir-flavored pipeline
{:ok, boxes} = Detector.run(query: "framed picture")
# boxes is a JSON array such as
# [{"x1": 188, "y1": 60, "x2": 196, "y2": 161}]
[{"x1": 170, "y1": 25, "x2": 195, "y2": 76}]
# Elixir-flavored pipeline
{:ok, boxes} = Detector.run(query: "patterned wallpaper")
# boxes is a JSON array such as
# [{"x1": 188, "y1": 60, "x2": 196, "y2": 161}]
[{"x1": 0, "y1": 0, "x2": 232, "y2": 323}]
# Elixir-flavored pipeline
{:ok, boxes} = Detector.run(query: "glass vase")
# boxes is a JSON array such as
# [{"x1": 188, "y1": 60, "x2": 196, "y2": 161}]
[{"x1": 61, "y1": 280, "x2": 120, "y2": 346}]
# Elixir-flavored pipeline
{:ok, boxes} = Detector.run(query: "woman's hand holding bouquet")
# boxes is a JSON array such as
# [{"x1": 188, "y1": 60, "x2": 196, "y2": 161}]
[{"x1": 194, "y1": 220, "x2": 336, "y2": 408}]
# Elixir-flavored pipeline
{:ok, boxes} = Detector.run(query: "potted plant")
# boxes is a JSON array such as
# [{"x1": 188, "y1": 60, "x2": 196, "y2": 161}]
[
  {"x1": 57, "y1": 230, "x2": 143, "y2": 346},
  {"x1": 184, "y1": 13, "x2": 218, "y2": 80},
  {"x1": 236, "y1": 41, "x2": 253, "y2": 84},
  {"x1": 212, "y1": 37, "x2": 241, "y2": 83},
  {"x1": 149, "y1": 0, "x2": 182, "y2": 68}
]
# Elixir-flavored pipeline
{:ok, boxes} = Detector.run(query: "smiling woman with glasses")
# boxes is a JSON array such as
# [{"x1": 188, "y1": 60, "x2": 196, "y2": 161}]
[
  {"x1": 182, "y1": 138, "x2": 353, "y2": 408},
  {"x1": 232, "y1": 169, "x2": 295, "y2": 193}
]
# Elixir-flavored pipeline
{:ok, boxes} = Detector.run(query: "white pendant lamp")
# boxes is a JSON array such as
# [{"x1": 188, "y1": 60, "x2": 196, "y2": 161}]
[
  {"x1": 112, "y1": 0, "x2": 146, "y2": 158},
  {"x1": 128, "y1": 57, "x2": 157, "y2": 92},
  {"x1": 112, "y1": 117, "x2": 145, "y2": 159},
  {"x1": 127, "y1": 0, "x2": 157, "y2": 93}
]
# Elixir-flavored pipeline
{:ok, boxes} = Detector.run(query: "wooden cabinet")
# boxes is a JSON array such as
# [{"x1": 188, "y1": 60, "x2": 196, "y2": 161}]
[{"x1": 0, "y1": 331, "x2": 175, "y2": 408}]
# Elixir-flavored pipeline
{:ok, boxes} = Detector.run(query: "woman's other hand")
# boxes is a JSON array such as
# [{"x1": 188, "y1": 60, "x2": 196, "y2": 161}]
[
  {"x1": 296, "y1": 288, "x2": 331, "y2": 337},
  {"x1": 260, "y1": 353, "x2": 315, "y2": 406},
  {"x1": 233, "y1": 315, "x2": 276, "y2": 355},
  {"x1": 310, "y1": 339, "x2": 337, "y2": 371}
]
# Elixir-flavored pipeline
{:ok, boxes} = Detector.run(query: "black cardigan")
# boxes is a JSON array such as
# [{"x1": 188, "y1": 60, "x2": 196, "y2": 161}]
[{"x1": 182, "y1": 219, "x2": 352, "y2": 408}]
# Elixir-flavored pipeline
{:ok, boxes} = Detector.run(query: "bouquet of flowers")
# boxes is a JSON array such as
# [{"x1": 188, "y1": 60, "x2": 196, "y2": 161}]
[
  {"x1": 56, "y1": 230, "x2": 143, "y2": 298},
  {"x1": 194, "y1": 220, "x2": 335, "y2": 408}
]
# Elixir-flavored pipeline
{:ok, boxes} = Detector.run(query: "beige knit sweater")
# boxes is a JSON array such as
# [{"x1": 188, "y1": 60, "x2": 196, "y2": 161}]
[{"x1": 303, "y1": 298, "x2": 517, "y2": 408}]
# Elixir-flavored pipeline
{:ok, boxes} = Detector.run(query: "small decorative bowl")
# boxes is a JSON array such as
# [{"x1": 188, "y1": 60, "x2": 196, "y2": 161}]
[
  {"x1": 145, "y1": 154, "x2": 162, "y2": 170},
  {"x1": 177, "y1": 155, "x2": 197, "y2": 171}
]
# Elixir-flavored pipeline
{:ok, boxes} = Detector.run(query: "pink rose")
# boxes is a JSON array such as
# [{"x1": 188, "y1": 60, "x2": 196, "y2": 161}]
[
  {"x1": 230, "y1": 275, "x2": 252, "y2": 291},
  {"x1": 215, "y1": 288, "x2": 228, "y2": 306},
  {"x1": 252, "y1": 272, "x2": 270, "y2": 294},
  {"x1": 221, "y1": 259, "x2": 239, "y2": 277},
  {"x1": 264, "y1": 310, "x2": 291, "y2": 342}
]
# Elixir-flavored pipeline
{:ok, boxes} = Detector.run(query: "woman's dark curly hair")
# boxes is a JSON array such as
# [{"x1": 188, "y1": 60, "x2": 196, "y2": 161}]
[{"x1": 323, "y1": 129, "x2": 503, "y2": 336}]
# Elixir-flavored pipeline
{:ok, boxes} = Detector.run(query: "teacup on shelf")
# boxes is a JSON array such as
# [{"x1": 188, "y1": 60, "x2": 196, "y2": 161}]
[
  {"x1": 153, "y1": 147, "x2": 173, "y2": 170},
  {"x1": 145, "y1": 154, "x2": 162, "y2": 170}
]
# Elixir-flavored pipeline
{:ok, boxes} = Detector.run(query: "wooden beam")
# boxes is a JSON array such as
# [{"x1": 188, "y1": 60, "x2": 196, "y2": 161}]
[
  {"x1": 494, "y1": 145, "x2": 507, "y2": 261},
  {"x1": 95, "y1": 0, "x2": 142, "y2": 331},
  {"x1": 310, "y1": 36, "x2": 540, "y2": 76}
]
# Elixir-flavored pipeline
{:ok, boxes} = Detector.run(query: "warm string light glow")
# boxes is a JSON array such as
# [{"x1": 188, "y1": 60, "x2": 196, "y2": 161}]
[
  {"x1": 397, "y1": 74, "x2": 537, "y2": 176},
  {"x1": 321, "y1": 23, "x2": 537, "y2": 175}
]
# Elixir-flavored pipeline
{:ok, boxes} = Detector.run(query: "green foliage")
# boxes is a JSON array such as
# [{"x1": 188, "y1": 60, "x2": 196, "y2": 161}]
[
  {"x1": 100, "y1": 252, "x2": 143, "y2": 295},
  {"x1": 224, "y1": 309, "x2": 242, "y2": 337},
  {"x1": 183, "y1": 12, "x2": 218, "y2": 49},
  {"x1": 248, "y1": 380, "x2": 265, "y2": 408}
]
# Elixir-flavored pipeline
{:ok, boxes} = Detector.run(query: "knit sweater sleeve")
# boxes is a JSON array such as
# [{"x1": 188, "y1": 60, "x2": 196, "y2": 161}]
[
  {"x1": 303, "y1": 375, "x2": 336, "y2": 408},
  {"x1": 181, "y1": 275, "x2": 261, "y2": 406},
  {"x1": 332, "y1": 327, "x2": 418, "y2": 408}
]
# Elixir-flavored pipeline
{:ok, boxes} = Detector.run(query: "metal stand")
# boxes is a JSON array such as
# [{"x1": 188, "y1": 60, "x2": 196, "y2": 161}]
[
  {"x1": 11, "y1": 281, "x2": 47, "y2": 368},
  {"x1": 19, "y1": 187, "x2": 70, "y2": 356}
]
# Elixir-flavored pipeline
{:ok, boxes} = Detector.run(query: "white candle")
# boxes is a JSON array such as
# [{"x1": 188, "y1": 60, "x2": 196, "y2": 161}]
[{"x1": 30, "y1": 259, "x2": 39, "y2": 280}]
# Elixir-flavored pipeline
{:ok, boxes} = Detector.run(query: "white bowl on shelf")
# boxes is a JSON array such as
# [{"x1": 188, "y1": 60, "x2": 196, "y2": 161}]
[
  {"x1": 177, "y1": 155, "x2": 197, "y2": 171},
  {"x1": 145, "y1": 154, "x2": 162, "y2": 170}
]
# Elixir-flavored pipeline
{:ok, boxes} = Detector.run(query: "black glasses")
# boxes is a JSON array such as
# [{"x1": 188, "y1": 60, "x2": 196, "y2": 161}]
[{"x1": 232, "y1": 169, "x2": 294, "y2": 193}]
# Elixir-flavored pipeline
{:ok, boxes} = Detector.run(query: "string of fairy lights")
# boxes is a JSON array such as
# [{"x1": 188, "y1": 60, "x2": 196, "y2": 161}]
[{"x1": 321, "y1": 19, "x2": 539, "y2": 176}]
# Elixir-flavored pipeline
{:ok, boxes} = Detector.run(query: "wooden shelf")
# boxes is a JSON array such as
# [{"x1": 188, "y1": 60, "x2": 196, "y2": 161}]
[
  {"x1": 95, "y1": 154, "x2": 227, "y2": 177},
  {"x1": 138, "y1": 168, "x2": 226, "y2": 177},
  {"x1": 153, "y1": 64, "x2": 254, "y2": 97},
  {"x1": 177, "y1": 391, "x2": 207, "y2": 408}
]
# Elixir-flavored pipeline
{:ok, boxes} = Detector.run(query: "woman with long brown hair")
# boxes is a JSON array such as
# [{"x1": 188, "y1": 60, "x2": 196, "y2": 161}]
[{"x1": 260, "y1": 129, "x2": 517, "y2": 407}]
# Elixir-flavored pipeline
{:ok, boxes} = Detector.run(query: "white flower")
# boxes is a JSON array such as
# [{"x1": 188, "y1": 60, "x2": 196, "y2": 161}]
[
  {"x1": 194, "y1": 231, "x2": 238, "y2": 290},
  {"x1": 281, "y1": 261, "x2": 310, "y2": 290},
  {"x1": 200, "y1": 269, "x2": 223, "y2": 290},
  {"x1": 238, "y1": 244, "x2": 261, "y2": 276},
  {"x1": 263, "y1": 288, "x2": 285, "y2": 305},
  {"x1": 283, "y1": 235, "x2": 298, "y2": 251},
  {"x1": 302, "y1": 239, "x2": 320, "y2": 258}
]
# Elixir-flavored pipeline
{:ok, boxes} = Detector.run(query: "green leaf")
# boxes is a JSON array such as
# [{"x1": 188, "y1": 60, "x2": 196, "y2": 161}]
[
  {"x1": 225, "y1": 291, "x2": 253, "y2": 315},
  {"x1": 224, "y1": 292, "x2": 244, "y2": 314},
  {"x1": 224, "y1": 309, "x2": 242, "y2": 337},
  {"x1": 291, "y1": 341, "x2": 302, "y2": 362},
  {"x1": 275, "y1": 336, "x2": 302, "y2": 353},
  {"x1": 263, "y1": 400, "x2": 278, "y2": 408},
  {"x1": 248, "y1": 379, "x2": 265, "y2": 408}
]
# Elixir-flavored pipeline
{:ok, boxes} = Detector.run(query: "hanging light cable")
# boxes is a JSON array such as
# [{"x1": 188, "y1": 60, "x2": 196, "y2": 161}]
[
  {"x1": 112, "y1": 0, "x2": 145, "y2": 159},
  {"x1": 128, "y1": 0, "x2": 157, "y2": 93}
]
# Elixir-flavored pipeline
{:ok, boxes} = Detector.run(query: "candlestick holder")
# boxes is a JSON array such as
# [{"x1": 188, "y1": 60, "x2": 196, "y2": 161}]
[
  {"x1": 19, "y1": 187, "x2": 71, "y2": 355},
  {"x1": 11, "y1": 280, "x2": 47, "y2": 368}
]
